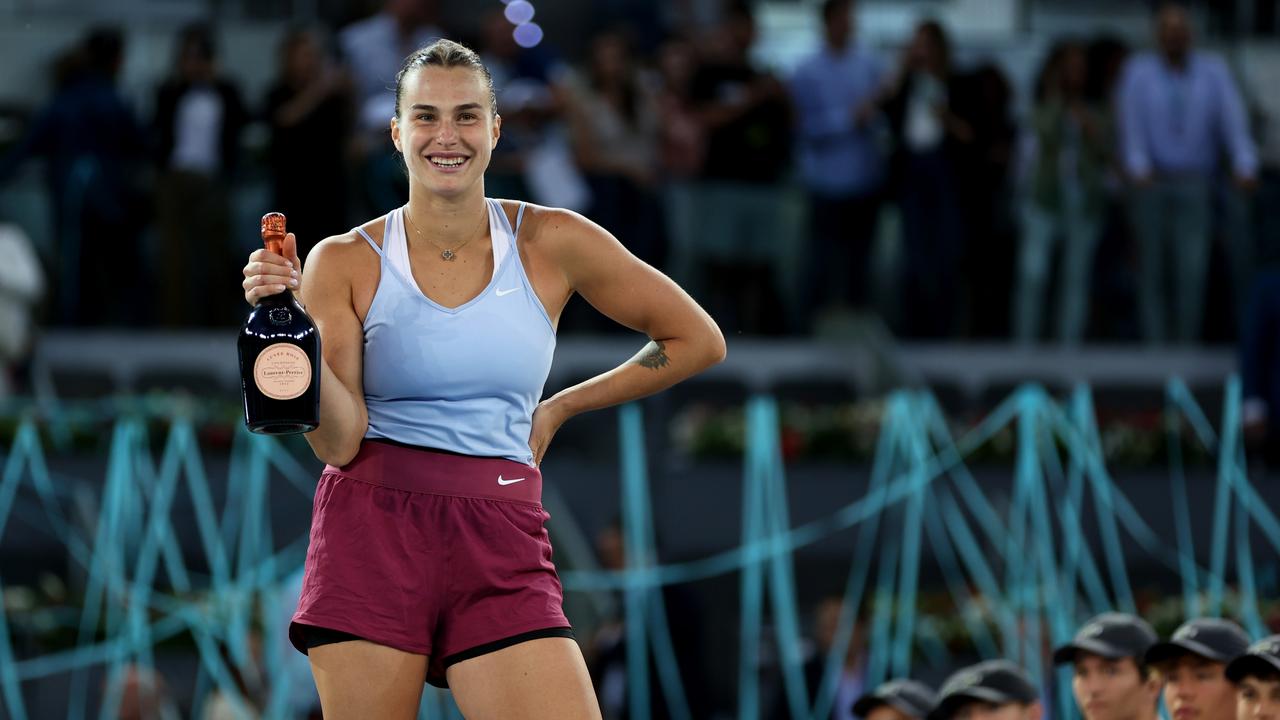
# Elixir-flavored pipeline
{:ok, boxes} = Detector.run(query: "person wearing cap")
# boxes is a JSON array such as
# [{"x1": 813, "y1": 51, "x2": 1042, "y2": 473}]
[
  {"x1": 853, "y1": 679, "x2": 938, "y2": 720},
  {"x1": 1226, "y1": 636, "x2": 1280, "y2": 720},
  {"x1": 928, "y1": 660, "x2": 1042, "y2": 720},
  {"x1": 1052, "y1": 613, "x2": 1163, "y2": 720},
  {"x1": 1145, "y1": 618, "x2": 1253, "y2": 720}
]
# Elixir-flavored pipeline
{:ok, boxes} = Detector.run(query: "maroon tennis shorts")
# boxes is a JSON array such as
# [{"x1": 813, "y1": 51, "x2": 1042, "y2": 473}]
[{"x1": 288, "y1": 438, "x2": 572, "y2": 687}]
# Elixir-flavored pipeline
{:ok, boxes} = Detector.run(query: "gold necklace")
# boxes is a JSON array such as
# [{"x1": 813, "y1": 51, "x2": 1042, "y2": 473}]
[{"x1": 403, "y1": 207, "x2": 484, "y2": 261}]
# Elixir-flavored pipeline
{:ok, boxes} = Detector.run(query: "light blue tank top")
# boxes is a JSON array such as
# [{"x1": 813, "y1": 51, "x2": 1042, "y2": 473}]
[{"x1": 354, "y1": 199, "x2": 555, "y2": 465}]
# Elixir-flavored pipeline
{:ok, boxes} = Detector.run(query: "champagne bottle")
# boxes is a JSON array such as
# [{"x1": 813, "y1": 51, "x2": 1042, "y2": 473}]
[{"x1": 237, "y1": 212, "x2": 321, "y2": 434}]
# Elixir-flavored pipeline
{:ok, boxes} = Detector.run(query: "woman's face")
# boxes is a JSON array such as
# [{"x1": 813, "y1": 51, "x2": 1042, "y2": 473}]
[{"x1": 391, "y1": 66, "x2": 500, "y2": 199}]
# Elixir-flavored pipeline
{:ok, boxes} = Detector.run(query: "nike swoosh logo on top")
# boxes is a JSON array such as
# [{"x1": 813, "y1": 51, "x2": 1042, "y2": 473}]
[
  {"x1": 495, "y1": 287, "x2": 521, "y2": 297},
  {"x1": 497, "y1": 475, "x2": 526, "y2": 486}
]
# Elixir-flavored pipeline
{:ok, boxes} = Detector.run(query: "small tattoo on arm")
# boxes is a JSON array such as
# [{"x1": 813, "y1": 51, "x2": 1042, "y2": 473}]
[{"x1": 633, "y1": 340, "x2": 670, "y2": 370}]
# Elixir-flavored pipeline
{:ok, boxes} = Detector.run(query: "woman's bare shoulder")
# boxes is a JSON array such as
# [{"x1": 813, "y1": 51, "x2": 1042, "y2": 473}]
[
  {"x1": 494, "y1": 200, "x2": 595, "y2": 247},
  {"x1": 307, "y1": 219, "x2": 386, "y2": 272}
]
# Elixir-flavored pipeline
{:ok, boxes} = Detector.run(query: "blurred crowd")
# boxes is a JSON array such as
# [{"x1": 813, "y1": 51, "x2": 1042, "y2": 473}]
[{"x1": 0, "y1": 0, "x2": 1276, "y2": 346}]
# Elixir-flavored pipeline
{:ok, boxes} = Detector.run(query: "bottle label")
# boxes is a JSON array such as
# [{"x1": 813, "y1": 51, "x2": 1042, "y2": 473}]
[{"x1": 253, "y1": 343, "x2": 312, "y2": 400}]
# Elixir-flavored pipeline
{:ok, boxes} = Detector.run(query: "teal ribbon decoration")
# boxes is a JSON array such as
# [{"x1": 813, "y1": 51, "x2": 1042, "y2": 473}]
[
  {"x1": 0, "y1": 376, "x2": 1273, "y2": 720},
  {"x1": 619, "y1": 403, "x2": 691, "y2": 720}
]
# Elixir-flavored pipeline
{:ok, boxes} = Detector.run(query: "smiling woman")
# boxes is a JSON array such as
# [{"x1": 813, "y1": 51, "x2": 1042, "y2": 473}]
[{"x1": 239, "y1": 38, "x2": 725, "y2": 720}]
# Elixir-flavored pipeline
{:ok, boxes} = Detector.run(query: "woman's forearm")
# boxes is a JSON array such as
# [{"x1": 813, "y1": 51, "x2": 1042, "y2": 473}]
[
  {"x1": 545, "y1": 336, "x2": 725, "y2": 421},
  {"x1": 304, "y1": 357, "x2": 368, "y2": 467}
]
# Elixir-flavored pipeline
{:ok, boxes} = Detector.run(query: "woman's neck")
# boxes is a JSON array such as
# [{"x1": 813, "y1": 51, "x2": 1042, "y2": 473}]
[{"x1": 404, "y1": 185, "x2": 488, "y2": 248}]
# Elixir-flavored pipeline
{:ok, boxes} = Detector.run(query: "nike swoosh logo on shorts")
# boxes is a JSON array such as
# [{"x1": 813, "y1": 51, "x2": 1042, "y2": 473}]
[
  {"x1": 497, "y1": 475, "x2": 526, "y2": 486},
  {"x1": 496, "y1": 287, "x2": 520, "y2": 297}
]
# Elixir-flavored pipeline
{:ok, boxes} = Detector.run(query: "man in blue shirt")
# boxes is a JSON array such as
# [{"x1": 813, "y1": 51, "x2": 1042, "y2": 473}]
[
  {"x1": 789, "y1": 0, "x2": 886, "y2": 332},
  {"x1": 1118, "y1": 1, "x2": 1257, "y2": 344}
]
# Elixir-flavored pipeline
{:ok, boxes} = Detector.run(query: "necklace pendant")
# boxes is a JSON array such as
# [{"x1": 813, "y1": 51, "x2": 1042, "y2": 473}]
[{"x1": 441, "y1": 249, "x2": 455, "y2": 261}]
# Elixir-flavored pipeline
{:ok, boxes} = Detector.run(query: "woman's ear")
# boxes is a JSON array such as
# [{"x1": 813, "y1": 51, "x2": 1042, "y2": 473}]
[
  {"x1": 391, "y1": 116, "x2": 402, "y2": 153},
  {"x1": 491, "y1": 113, "x2": 502, "y2": 149}
]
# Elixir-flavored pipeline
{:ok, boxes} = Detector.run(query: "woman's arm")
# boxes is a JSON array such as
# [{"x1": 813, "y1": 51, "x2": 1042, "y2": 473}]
[
  {"x1": 526, "y1": 209, "x2": 726, "y2": 464},
  {"x1": 243, "y1": 233, "x2": 370, "y2": 466}
]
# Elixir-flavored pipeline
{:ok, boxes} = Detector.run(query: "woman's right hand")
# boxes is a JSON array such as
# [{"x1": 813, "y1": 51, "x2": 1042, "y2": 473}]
[{"x1": 242, "y1": 232, "x2": 303, "y2": 306}]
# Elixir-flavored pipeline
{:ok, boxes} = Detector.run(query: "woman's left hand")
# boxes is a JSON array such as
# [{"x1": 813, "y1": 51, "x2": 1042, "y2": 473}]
[{"x1": 529, "y1": 399, "x2": 569, "y2": 466}]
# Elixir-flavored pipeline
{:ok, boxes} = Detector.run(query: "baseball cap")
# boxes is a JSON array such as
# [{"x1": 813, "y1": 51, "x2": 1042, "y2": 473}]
[
  {"x1": 853, "y1": 679, "x2": 939, "y2": 719},
  {"x1": 1145, "y1": 618, "x2": 1251, "y2": 666},
  {"x1": 927, "y1": 660, "x2": 1040, "y2": 720},
  {"x1": 1225, "y1": 635, "x2": 1280, "y2": 683},
  {"x1": 1053, "y1": 613, "x2": 1159, "y2": 665}
]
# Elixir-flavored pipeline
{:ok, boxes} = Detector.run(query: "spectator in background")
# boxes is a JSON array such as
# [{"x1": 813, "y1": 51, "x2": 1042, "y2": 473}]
[
  {"x1": 107, "y1": 664, "x2": 181, "y2": 720},
  {"x1": 593, "y1": 0, "x2": 668, "y2": 57},
  {"x1": 882, "y1": 20, "x2": 972, "y2": 339},
  {"x1": 198, "y1": 638, "x2": 264, "y2": 720},
  {"x1": 0, "y1": 27, "x2": 147, "y2": 326},
  {"x1": 1014, "y1": 41, "x2": 1112, "y2": 345},
  {"x1": 566, "y1": 30, "x2": 664, "y2": 267},
  {"x1": 587, "y1": 521, "x2": 712, "y2": 719},
  {"x1": 953, "y1": 62, "x2": 1016, "y2": 339},
  {"x1": 654, "y1": 35, "x2": 707, "y2": 313},
  {"x1": 153, "y1": 23, "x2": 248, "y2": 327},
  {"x1": 338, "y1": 0, "x2": 443, "y2": 215},
  {"x1": 1118, "y1": 1, "x2": 1257, "y2": 344},
  {"x1": 1083, "y1": 35, "x2": 1137, "y2": 341},
  {"x1": 1240, "y1": 269, "x2": 1280, "y2": 465},
  {"x1": 852, "y1": 680, "x2": 937, "y2": 720},
  {"x1": 264, "y1": 27, "x2": 353, "y2": 259},
  {"x1": 788, "y1": 0, "x2": 887, "y2": 332},
  {"x1": 928, "y1": 661, "x2": 1043, "y2": 720},
  {"x1": 1051, "y1": 613, "x2": 1162, "y2": 720},
  {"x1": 1144, "y1": 618, "x2": 1251, "y2": 720},
  {"x1": 1224, "y1": 636, "x2": 1280, "y2": 720},
  {"x1": 0, "y1": 222, "x2": 44, "y2": 397},
  {"x1": 655, "y1": 36, "x2": 706, "y2": 181},
  {"x1": 690, "y1": 0, "x2": 792, "y2": 335},
  {"x1": 476, "y1": 8, "x2": 578, "y2": 207},
  {"x1": 768, "y1": 596, "x2": 869, "y2": 720}
]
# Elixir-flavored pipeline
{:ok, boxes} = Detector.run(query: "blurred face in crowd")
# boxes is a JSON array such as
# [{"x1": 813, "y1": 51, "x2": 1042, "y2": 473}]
[
  {"x1": 824, "y1": 0, "x2": 853, "y2": 49},
  {"x1": 282, "y1": 32, "x2": 322, "y2": 85},
  {"x1": 725, "y1": 11, "x2": 756, "y2": 56},
  {"x1": 657, "y1": 39, "x2": 696, "y2": 93},
  {"x1": 907, "y1": 24, "x2": 946, "y2": 75},
  {"x1": 812, "y1": 596, "x2": 865, "y2": 663},
  {"x1": 591, "y1": 34, "x2": 630, "y2": 86},
  {"x1": 1156, "y1": 4, "x2": 1193, "y2": 65},
  {"x1": 595, "y1": 525, "x2": 625, "y2": 571},
  {"x1": 1159, "y1": 657, "x2": 1238, "y2": 720},
  {"x1": 867, "y1": 704, "x2": 917, "y2": 720},
  {"x1": 952, "y1": 701, "x2": 1042, "y2": 720},
  {"x1": 1060, "y1": 45, "x2": 1088, "y2": 96},
  {"x1": 392, "y1": 65, "x2": 500, "y2": 199},
  {"x1": 178, "y1": 37, "x2": 214, "y2": 83},
  {"x1": 481, "y1": 9, "x2": 518, "y2": 59},
  {"x1": 1072, "y1": 653, "x2": 1162, "y2": 720},
  {"x1": 1237, "y1": 676, "x2": 1280, "y2": 720}
]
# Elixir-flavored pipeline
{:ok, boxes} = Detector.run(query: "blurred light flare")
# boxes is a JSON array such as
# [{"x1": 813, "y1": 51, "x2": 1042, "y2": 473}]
[
  {"x1": 504, "y1": 0, "x2": 536, "y2": 25},
  {"x1": 513, "y1": 22, "x2": 544, "y2": 48}
]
